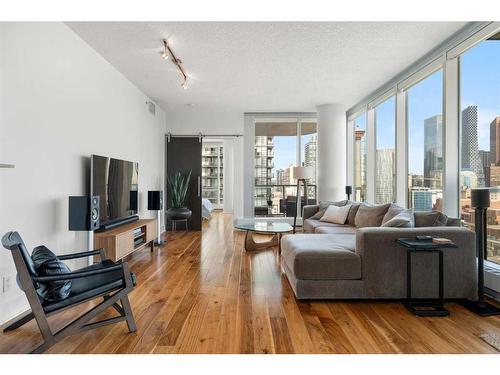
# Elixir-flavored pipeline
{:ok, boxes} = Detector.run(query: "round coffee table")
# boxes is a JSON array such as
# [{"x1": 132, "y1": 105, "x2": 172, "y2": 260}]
[{"x1": 234, "y1": 221, "x2": 293, "y2": 253}]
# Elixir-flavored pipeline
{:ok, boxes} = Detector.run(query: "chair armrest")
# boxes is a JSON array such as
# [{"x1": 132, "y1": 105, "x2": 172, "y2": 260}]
[
  {"x1": 33, "y1": 263, "x2": 123, "y2": 282},
  {"x1": 58, "y1": 248, "x2": 107, "y2": 261},
  {"x1": 302, "y1": 205, "x2": 319, "y2": 220}
]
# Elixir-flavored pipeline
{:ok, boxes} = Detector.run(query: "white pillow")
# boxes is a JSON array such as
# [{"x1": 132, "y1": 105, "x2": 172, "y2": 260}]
[{"x1": 319, "y1": 204, "x2": 351, "y2": 224}]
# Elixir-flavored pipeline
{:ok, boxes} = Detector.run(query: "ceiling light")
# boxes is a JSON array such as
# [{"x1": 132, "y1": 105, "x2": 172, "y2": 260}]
[
  {"x1": 160, "y1": 39, "x2": 189, "y2": 89},
  {"x1": 160, "y1": 40, "x2": 169, "y2": 59}
]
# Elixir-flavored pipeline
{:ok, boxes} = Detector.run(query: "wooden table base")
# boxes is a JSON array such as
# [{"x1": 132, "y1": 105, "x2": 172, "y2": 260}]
[{"x1": 244, "y1": 231, "x2": 282, "y2": 252}]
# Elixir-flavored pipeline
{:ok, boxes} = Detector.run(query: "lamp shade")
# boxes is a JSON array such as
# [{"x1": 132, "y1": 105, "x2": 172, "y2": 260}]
[{"x1": 291, "y1": 166, "x2": 314, "y2": 180}]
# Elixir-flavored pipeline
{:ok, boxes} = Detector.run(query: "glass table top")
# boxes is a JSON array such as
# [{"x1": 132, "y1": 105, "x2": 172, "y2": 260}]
[{"x1": 234, "y1": 221, "x2": 293, "y2": 233}]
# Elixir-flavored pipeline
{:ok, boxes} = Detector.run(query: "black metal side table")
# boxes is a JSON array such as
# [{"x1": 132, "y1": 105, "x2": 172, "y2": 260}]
[{"x1": 396, "y1": 238, "x2": 457, "y2": 317}]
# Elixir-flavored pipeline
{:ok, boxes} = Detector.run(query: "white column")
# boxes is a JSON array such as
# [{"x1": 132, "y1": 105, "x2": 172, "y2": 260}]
[
  {"x1": 443, "y1": 57, "x2": 460, "y2": 217},
  {"x1": 316, "y1": 103, "x2": 347, "y2": 202},
  {"x1": 366, "y1": 108, "x2": 376, "y2": 203},
  {"x1": 395, "y1": 90, "x2": 408, "y2": 208}
]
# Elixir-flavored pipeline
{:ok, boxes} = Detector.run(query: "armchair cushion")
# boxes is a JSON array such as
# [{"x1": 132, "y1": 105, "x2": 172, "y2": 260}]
[
  {"x1": 31, "y1": 245, "x2": 72, "y2": 302},
  {"x1": 42, "y1": 260, "x2": 136, "y2": 313}
]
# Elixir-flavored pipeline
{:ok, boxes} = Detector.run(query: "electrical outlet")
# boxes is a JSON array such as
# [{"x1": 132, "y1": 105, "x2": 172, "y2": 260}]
[{"x1": 2, "y1": 275, "x2": 14, "y2": 293}]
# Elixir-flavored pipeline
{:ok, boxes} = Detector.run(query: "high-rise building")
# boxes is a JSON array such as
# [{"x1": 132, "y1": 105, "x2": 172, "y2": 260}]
[
  {"x1": 423, "y1": 115, "x2": 443, "y2": 188},
  {"x1": 461, "y1": 105, "x2": 484, "y2": 185},
  {"x1": 254, "y1": 136, "x2": 274, "y2": 207},
  {"x1": 479, "y1": 150, "x2": 491, "y2": 185},
  {"x1": 490, "y1": 117, "x2": 500, "y2": 166},
  {"x1": 202, "y1": 143, "x2": 223, "y2": 207},
  {"x1": 304, "y1": 135, "x2": 317, "y2": 184},
  {"x1": 354, "y1": 128, "x2": 366, "y2": 201},
  {"x1": 375, "y1": 149, "x2": 395, "y2": 204},
  {"x1": 490, "y1": 165, "x2": 500, "y2": 187},
  {"x1": 275, "y1": 169, "x2": 284, "y2": 185}
]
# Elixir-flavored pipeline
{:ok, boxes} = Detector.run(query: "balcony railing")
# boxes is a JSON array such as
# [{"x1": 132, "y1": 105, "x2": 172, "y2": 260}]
[{"x1": 254, "y1": 184, "x2": 317, "y2": 217}]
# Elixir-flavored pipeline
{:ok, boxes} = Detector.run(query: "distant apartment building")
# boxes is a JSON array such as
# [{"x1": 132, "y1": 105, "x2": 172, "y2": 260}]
[
  {"x1": 479, "y1": 150, "x2": 491, "y2": 185},
  {"x1": 354, "y1": 128, "x2": 366, "y2": 201},
  {"x1": 375, "y1": 149, "x2": 395, "y2": 204},
  {"x1": 304, "y1": 134, "x2": 317, "y2": 184},
  {"x1": 411, "y1": 188, "x2": 442, "y2": 211},
  {"x1": 202, "y1": 143, "x2": 223, "y2": 207},
  {"x1": 254, "y1": 136, "x2": 274, "y2": 207},
  {"x1": 490, "y1": 117, "x2": 500, "y2": 166},
  {"x1": 461, "y1": 105, "x2": 484, "y2": 185},
  {"x1": 423, "y1": 115, "x2": 443, "y2": 189}
]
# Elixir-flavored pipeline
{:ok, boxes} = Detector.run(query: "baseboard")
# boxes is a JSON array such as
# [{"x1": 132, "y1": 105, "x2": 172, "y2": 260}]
[
  {"x1": 486, "y1": 287, "x2": 500, "y2": 302},
  {"x1": 0, "y1": 308, "x2": 32, "y2": 331}
]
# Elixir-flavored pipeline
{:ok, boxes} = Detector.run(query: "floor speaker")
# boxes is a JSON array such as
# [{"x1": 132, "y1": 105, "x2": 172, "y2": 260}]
[{"x1": 69, "y1": 196, "x2": 100, "y2": 231}]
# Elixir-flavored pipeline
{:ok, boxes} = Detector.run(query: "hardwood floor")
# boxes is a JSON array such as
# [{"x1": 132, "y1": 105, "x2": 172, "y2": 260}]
[{"x1": 1, "y1": 212, "x2": 500, "y2": 354}]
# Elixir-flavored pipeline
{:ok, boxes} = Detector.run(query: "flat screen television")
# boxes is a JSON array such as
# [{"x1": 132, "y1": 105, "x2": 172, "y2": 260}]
[{"x1": 91, "y1": 154, "x2": 139, "y2": 230}]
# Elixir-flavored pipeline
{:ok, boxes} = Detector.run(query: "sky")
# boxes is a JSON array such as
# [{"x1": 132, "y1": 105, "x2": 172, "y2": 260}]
[
  {"x1": 357, "y1": 39, "x2": 500, "y2": 175},
  {"x1": 261, "y1": 39, "x2": 500, "y2": 180}
]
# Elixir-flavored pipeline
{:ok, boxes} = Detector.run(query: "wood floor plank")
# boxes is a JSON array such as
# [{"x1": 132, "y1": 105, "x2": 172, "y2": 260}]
[{"x1": 2, "y1": 212, "x2": 500, "y2": 354}]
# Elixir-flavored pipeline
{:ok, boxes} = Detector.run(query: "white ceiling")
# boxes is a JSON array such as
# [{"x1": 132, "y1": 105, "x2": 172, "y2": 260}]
[{"x1": 67, "y1": 22, "x2": 468, "y2": 113}]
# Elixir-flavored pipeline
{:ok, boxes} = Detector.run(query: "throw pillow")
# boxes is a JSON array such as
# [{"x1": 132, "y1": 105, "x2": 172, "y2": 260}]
[
  {"x1": 319, "y1": 204, "x2": 352, "y2": 224},
  {"x1": 382, "y1": 203, "x2": 405, "y2": 225},
  {"x1": 381, "y1": 209, "x2": 414, "y2": 227},
  {"x1": 354, "y1": 203, "x2": 391, "y2": 228},
  {"x1": 346, "y1": 201, "x2": 361, "y2": 226},
  {"x1": 31, "y1": 245, "x2": 72, "y2": 302},
  {"x1": 414, "y1": 211, "x2": 448, "y2": 227},
  {"x1": 310, "y1": 200, "x2": 348, "y2": 220}
]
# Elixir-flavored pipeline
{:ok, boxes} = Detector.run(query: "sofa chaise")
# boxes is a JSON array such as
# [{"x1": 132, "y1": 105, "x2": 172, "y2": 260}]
[{"x1": 281, "y1": 200, "x2": 477, "y2": 300}]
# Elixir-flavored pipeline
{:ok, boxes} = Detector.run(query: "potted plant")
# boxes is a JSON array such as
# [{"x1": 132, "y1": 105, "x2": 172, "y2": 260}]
[{"x1": 166, "y1": 171, "x2": 193, "y2": 220}]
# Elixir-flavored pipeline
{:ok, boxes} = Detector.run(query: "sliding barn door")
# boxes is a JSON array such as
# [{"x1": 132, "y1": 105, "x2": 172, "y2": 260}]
[{"x1": 166, "y1": 136, "x2": 202, "y2": 230}]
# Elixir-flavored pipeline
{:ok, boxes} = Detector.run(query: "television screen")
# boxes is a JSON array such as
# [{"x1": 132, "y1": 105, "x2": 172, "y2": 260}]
[{"x1": 91, "y1": 154, "x2": 139, "y2": 228}]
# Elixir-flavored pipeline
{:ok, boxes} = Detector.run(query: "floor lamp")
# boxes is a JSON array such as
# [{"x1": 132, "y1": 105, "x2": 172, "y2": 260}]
[
  {"x1": 292, "y1": 166, "x2": 314, "y2": 234},
  {"x1": 460, "y1": 188, "x2": 500, "y2": 316}
]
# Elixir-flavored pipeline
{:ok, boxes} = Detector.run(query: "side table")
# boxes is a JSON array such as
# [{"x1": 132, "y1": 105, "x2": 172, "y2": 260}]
[{"x1": 396, "y1": 238, "x2": 457, "y2": 317}]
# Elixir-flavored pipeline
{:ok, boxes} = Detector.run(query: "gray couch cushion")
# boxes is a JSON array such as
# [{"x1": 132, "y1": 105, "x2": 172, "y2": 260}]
[
  {"x1": 381, "y1": 209, "x2": 414, "y2": 227},
  {"x1": 354, "y1": 203, "x2": 391, "y2": 228},
  {"x1": 304, "y1": 218, "x2": 338, "y2": 233},
  {"x1": 315, "y1": 225, "x2": 357, "y2": 235},
  {"x1": 281, "y1": 234, "x2": 361, "y2": 280},
  {"x1": 381, "y1": 204, "x2": 405, "y2": 225},
  {"x1": 310, "y1": 200, "x2": 348, "y2": 220},
  {"x1": 414, "y1": 211, "x2": 448, "y2": 227}
]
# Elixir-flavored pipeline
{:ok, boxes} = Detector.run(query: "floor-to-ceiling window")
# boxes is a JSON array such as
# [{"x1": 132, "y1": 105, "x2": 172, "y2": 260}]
[
  {"x1": 407, "y1": 70, "x2": 444, "y2": 211},
  {"x1": 202, "y1": 142, "x2": 223, "y2": 209},
  {"x1": 459, "y1": 32, "x2": 500, "y2": 265},
  {"x1": 254, "y1": 118, "x2": 317, "y2": 217},
  {"x1": 375, "y1": 96, "x2": 396, "y2": 204},
  {"x1": 353, "y1": 113, "x2": 367, "y2": 201}
]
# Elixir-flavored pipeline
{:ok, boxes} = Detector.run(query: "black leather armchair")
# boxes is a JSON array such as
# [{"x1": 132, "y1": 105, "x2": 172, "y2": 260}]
[{"x1": 2, "y1": 231, "x2": 137, "y2": 353}]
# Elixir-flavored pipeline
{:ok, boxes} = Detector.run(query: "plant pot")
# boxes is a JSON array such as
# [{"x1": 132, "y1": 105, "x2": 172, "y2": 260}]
[{"x1": 166, "y1": 207, "x2": 192, "y2": 220}]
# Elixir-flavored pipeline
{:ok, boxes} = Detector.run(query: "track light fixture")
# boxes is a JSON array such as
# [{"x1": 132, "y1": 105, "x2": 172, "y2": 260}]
[{"x1": 160, "y1": 39, "x2": 189, "y2": 89}]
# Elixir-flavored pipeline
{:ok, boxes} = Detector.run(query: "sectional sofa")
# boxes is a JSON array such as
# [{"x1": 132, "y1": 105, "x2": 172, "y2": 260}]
[{"x1": 281, "y1": 200, "x2": 477, "y2": 300}]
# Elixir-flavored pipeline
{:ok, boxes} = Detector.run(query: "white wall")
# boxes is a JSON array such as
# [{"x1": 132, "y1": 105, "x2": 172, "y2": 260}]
[
  {"x1": 0, "y1": 23, "x2": 166, "y2": 324},
  {"x1": 165, "y1": 109, "x2": 244, "y2": 219}
]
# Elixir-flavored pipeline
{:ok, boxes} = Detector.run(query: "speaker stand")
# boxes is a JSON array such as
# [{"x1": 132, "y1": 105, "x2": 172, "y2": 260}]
[
  {"x1": 459, "y1": 299, "x2": 500, "y2": 317},
  {"x1": 154, "y1": 210, "x2": 165, "y2": 246},
  {"x1": 459, "y1": 202, "x2": 500, "y2": 317}
]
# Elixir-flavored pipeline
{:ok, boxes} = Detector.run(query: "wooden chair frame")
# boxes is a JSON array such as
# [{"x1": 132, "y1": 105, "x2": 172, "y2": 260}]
[{"x1": 2, "y1": 233, "x2": 137, "y2": 354}]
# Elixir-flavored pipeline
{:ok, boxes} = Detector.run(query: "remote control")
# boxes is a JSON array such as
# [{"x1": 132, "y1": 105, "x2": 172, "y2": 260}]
[{"x1": 415, "y1": 235, "x2": 433, "y2": 240}]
